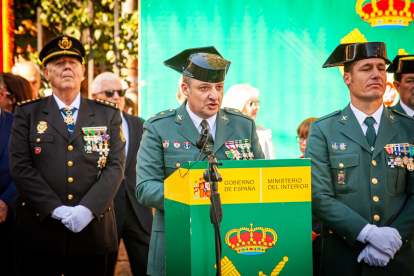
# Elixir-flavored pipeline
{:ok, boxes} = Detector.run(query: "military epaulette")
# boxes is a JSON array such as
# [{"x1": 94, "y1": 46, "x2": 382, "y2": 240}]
[
  {"x1": 222, "y1": 107, "x2": 253, "y2": 120},
  {"x1": 95, "y1": 98, "x2": 118, "y2": 109},
  {"x1": 17, "y1": 97, "x2": 41, "y2": 106},
  {"x1": 314, "y1": 110, "x2": 341, "y2": 123},
  {"x1": 390, "y1": 109, "x2": 414, "y2": 120},
  {"x1": 148, "y1": 108, "x2": 176, "y2": 122}
]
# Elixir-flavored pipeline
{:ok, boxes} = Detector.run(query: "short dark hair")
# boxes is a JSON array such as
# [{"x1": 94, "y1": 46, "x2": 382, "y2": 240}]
[
  {"x1": 394, "y1": 73, "x2": 402, "y2": 82},
  {"x1": 343, "y1": 62, "x2": 356, "y2": 73}
]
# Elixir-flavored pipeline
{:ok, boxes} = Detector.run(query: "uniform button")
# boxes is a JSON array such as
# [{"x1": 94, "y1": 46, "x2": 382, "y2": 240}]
[
  {"x1": 372, "y1": 160, "x2": 377, "y2": 166},
  {"x1": 176, "y1": 163, "x2": 181, "y2": 168},
  {"x1": 405, "y1": 240, "x2": 409, "y2": 243},
  {"x1": 101, "y1": 215, "x2": 104, "y2": 218},
  {"x1": 36, "y1": 213, "x2": 40, "y2": 217},
  {"x1": 339, "y1": 163, "x2": 344, "y2": 168},
  {"x1": 108, "y1": 207, "x2": 111, "y2": 211},
  {"x1": 234, "y1": 110, "x2": 239, "y2": 113},
  {"x1": 372, "y1": 178, "x2": 378, "y2": 184},
  {"x1": 374, "y1": 215, "x2": 380, "y2": 221},
  {"x1": 328, "y1": 229, "x2": 333, "y2": 234},
  {"x1": 68, "y1": 145, "x2": 73, "y2": 151},
  {"x1": 22, "y1": 202, "x2": 25, "y2": 206},
  {"x1": 68, "y1": 194, "x2": 73, "y2": 200},
  {"x1": 68, "y1": 161, "x2": 73, "y2": 166},
  {"x1": 373, "y1": 196, "x2": 379, "y2": 202},
  {"x1": 36, "y1": 138, "x2": 41, "y2": 142},
  {"x1": 343, "y1": 237, "x2": 346, "y2": 240},
  {"x1": 68, "y1": 177, "x2": 73, "y2": 183}
]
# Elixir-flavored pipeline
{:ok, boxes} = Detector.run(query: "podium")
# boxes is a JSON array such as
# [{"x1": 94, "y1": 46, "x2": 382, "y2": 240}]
[{"x1": 164, "y1": 159, "x2": 312, "y2": 275}]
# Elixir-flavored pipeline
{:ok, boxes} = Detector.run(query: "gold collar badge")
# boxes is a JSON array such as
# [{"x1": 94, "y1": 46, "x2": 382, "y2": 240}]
[{"x1": 58, "y1": 37, "x2": 72, "y2": 50}]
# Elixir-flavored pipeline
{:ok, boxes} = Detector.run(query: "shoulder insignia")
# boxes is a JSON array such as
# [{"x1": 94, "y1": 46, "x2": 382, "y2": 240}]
[
  {"x1": 148, "y1": 109, "x2": 176, "y2": 122},
  {"x1": 314, "y1": 110, "x2": 341, "y2": 123},
  {"x1": 95, "y1": 98, "x2": 119, "y2": 109},
  {"x1": 223, "y1": 107, "x2": 253, "y2": 120},
  {"x1": 17, "y1": 97, "x2": 41, "y2": 106},
  {"x1": 390, "y1": 109, "x2": 414, "y2": 120}
]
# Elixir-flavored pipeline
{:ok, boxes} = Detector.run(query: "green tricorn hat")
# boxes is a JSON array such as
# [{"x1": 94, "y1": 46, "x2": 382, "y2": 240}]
[
  {"x1": 387, "y1": 51, "x2": 414, "y2": 74},
  {"x1": 322, "y1": 42, "x2": 391, "y2": 68},
  {"x1": 164, "y1": 46, "x2": 231, "y2": 83},
  {"x1": 39, "y1": 35, "x2": 85, "y2": 65}
]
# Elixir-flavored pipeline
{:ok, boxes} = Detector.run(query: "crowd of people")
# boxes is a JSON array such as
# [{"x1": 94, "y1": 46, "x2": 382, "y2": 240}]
[{"x1": 1, "y1": 34, "x2": 414, "y2": 276}]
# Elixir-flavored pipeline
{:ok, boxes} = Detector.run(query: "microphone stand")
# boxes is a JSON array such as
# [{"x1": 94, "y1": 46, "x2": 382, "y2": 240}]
[{"x1": 196, "y1": 129, "x2": 223, "y2": 276}]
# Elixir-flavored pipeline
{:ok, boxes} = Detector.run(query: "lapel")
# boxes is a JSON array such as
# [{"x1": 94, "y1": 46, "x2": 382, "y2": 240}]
[
  {"x1": 123, "y1": 112, "x2": 135, "y2": 169},
  {"x1": 339, "y1": 104, "x2": 372, "y2": 154},
  {"x1": 372, "y1": 107, "x2": 398, "y2": 159},
  {"x1": 175, "y1": 102, "x2": 200, "y2": 146},
  {"x1": 70, "y1": 96, "x2": 95, "y2": 143},
  {"x1": 0, "y1": 110, "x2": 11, "y2": 158},
  {"x1": 43, "y1": 96, "x2": 71, "y2": 141},
  {"x1": 213, "y1": 109, "x2": 233, "y2": 153}
]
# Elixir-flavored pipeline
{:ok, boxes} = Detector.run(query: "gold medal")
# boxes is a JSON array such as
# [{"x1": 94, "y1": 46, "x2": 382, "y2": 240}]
[
  {"x1": 37, "y1": 121, "x2": 48, "y2": 134},
  {"x1": 395, "y1": 156, "x2": 403, "y2": 167},
  {"x1": 408, "y1": 158, "x2": 414, "y2": 172},
  {"x1": 403, "y1": 155, "x2": 409, "y2": 165}
]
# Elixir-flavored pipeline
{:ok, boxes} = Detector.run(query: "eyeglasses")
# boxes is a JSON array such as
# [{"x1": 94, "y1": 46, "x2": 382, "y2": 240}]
[
  {"x1": 97, "y1": 89, "x2": 126, "y2": 97},
  {"x1": 296, "y1": 136, "x2": 307, "y2": 143},
  {"x1": 248, "y1": 100, "x2": 260, "y2": 107}
]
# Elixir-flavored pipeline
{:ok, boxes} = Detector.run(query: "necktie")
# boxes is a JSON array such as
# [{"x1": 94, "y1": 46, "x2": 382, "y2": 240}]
[
  {"x1": 200, "y1": 120, "x2": 214, "y2": 151},
  {"x1": 364, "y1": 117, "x2": 376, "y2": 148},
  {"x1": 61, "y1": 107, "x2": 77, "y2": 135}
]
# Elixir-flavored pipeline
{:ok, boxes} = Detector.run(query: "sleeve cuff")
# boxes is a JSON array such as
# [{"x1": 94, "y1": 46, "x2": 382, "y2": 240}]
[{"x1": 357, "y1": 224, "x2": 374, "y2": 243}]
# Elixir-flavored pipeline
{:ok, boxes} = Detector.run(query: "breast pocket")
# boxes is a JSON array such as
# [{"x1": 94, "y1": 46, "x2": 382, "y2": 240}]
[
  {"x1": 329, "y1": 153, "x2": 360, "y2": 194},
  {"x1": 164, "y1": 153, "x2": 197, "y2": 178},
  {"x1": 385, "y1": 155, "x2": 407, "y2": 194}
]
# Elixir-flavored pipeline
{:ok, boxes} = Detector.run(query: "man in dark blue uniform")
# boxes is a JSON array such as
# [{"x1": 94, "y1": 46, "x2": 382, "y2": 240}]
[{"x1": 9, "y1": 36, "x2": 125, "y2": 276}]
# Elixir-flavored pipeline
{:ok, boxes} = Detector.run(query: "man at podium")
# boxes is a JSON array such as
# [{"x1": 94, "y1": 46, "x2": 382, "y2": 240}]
[
  {"x1": 136, "y1": 46, "x2": 264, "y2": 276},
  {"x1": 306, "y1": 42, "x2": 414, "y2": 275}
]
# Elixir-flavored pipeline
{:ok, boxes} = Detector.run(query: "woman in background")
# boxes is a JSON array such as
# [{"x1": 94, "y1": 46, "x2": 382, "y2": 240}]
[
  {"x1": 222, "y1": 83, "x2": 276, "y2": 159},
  {"x1": 297, "y1": 117, "x2": 317, "y2": 158}
]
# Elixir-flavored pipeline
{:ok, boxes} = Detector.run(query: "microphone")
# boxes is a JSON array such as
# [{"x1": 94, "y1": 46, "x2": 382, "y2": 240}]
[{"x1": 196, "y1": 128, "x2": 209, "y2": 150}]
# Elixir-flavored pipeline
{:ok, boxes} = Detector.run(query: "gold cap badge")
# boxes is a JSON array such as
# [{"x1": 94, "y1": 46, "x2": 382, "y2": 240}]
[{"x1": 58, "y1": 37, "x2": 72, "y2": 50}]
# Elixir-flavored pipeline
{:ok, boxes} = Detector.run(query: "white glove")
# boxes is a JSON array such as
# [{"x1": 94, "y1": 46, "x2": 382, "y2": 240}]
[
  {"x1": 364, "y1": 225, "x2": 402, "y2": 258},
  {"x1": 51, "y1": 205, "x2": 74, "y2": 220},
  {"x1": 61, "y1": 205, "x2": 94, "y2": 233},
  {"x1": 357, "y1": 244, "x2": 390, "y2": 266}
]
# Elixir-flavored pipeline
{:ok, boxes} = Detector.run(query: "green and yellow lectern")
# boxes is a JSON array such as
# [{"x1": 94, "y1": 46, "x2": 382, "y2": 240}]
[{"x1": 164, "y1": 159, "x2": 312, "y2": 275}]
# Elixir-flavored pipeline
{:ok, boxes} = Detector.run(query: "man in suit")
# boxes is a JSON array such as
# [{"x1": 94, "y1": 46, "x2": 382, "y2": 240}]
[
  {"x1": 92, "y1": 72, "x2": 153, "y2": 276},
  {"x1": 387, "y1": 51, "x2": 414, "y2": 116},
  {"x1": 9, "y1": 36, "x2": 125, "y2": 276},
  {"x1": 0, "y1": 74, "x2": 18, "y2": 275},
  {"x1": 136, "y1": 47, "x2": 264, "y2": 276},
  {"x1": 306, "y1": 42, "x2": 414, "y2": 276}
]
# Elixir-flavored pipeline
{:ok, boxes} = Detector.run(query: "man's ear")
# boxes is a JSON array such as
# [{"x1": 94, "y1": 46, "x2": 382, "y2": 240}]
[
  {"x1": 181, "y1": 82, "x2": 190, "y2": 97},
  {"x1": 343, "y1": 72, "x2": 351, "y2": 86},
  {"x1": 91, "y1": 93, "x2": 98, "y2": 100},
  {"x1": 42, "y1": 66, "x2": 49, "y2": 81},
  {"x1": 393, "y1": 80, "x2": 401, "y2": 93}
]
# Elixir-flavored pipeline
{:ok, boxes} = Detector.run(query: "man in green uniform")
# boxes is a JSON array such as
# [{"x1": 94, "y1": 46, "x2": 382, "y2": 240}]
[
  {"x1": 136, "y1": 47, "x2": 264, "y2": 276},
  {"x1": 306, "y1": 42, "x2": 414, "y2": 275},
  {"x1": 387, "y1": 52, "x2": 414, "y2": 116},
  {"x1": 9, "y1": 36, "x2": 125, "y2": 275}
]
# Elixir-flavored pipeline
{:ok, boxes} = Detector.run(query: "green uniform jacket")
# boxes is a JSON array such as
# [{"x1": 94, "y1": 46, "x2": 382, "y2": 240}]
[
  {"x1": 9, "y1": 96, "x2": 125, "y2": 255},
  {"x1": 136, "y1": 101, "x2": 264, "y2": 276},
  {"x1": 306, "y1": 104, "x2": 414, "y2": 276},
  {"x1": 390, "y1": 100, "x2": 407, "y2": 115}
]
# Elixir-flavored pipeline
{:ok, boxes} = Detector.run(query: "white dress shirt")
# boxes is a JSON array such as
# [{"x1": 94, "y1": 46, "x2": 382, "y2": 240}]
[
  {"x1": 186, "y1": 103, "x2": 217, "y2": 140},
  {"x1": 350, "y1": 103, "x2": 383, "y2": 135},
  {"x1": 53, "y1": 92, "x2": 81, "y2": 124},
  {"x1": 400, "y1": 100, "x2": 414, "y2": 117},
  {"x1": 120, "y1": 111, "x2": 129, "y2": 158}
]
